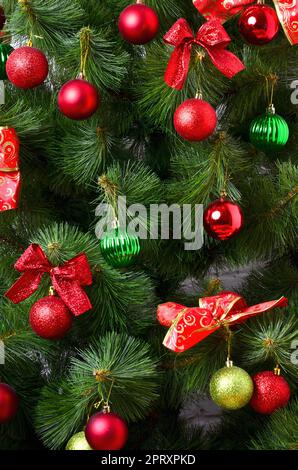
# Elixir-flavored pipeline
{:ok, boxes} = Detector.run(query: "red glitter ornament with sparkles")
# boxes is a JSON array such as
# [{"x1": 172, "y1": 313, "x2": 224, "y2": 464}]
[
  {"x1": 6, "y1": 46, "x2": 48, "y2": 89},
  {"x1": 174, "y1": 98, "x2": 217, "y2": 142},
  {"x1": 203, "y1": 198, "x2": 244, "y2": 240},
  {"x1": 29, "y1": 295, "x2": 73, "y2": 340},
  {"x1": 250, "y1": 370, "x2": 290, "y2": 414}
]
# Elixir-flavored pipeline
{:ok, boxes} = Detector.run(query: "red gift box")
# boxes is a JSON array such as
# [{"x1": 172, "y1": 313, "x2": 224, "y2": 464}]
[{"x1": 0, "y1": 127, "x2": 21, "y2": 211}]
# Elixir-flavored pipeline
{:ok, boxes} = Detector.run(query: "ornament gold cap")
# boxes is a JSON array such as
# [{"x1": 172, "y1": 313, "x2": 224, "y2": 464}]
[
  {"x1": 226, "y1": 358, "x2": 233, "y2": 368},
  {"x1": 49, "y1": 286, "x2": 55, "y2": 296},
  {"x1": 266, "y1": 104, "x2": 276, "y2": 115},
  {"x1": 274, "y1": 364, "x2": 281, "y2": 376},
  {"x1": 103, "y1": 404, "x2": 111, "y2": 414}
]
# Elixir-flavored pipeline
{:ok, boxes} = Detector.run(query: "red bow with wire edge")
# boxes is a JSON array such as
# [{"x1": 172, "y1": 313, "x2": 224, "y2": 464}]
[
  {"x1": 157, "y1": 291, "x2": 288, "y2": 352},
  {"x1": 193, "y1": 0, "x2": 298, "y2": 45},
  {"x1": 5, "y1": 244, "x2": 93, "y2": 316},
  {"x1": 163, "y1": 18, "x2": 245, "y2": 90}
]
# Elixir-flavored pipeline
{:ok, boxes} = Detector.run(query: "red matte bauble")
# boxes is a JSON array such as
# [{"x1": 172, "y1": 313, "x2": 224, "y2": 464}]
[
  {"x1": 0, "y1": 383, "x2": 19, "y2": 423},
  {"x1": 174, "y1": 99, "x2": 217, "y2": 142},
  {"x1": 29, "y1": 296, "x2": 73, "y2": 340},
  {"x1": 0, "y1": 7, "x2": 6, "y2": 30},
  {"x1": 250, "y1": 371, "x2": 290, "y2": 415},
  {"x1": 85, "y1": 412, "x2": 128, "y2": 450},
  {"x1": 58, "y1": 79, "x2": 100, "y2": 120},
  {"x1": 203, "y1": 198, "x2": 244, "y2": 240},
  {"x1": 118, "y1": 4, "x2": 159, "y2": 45},
  {"x1": 238, "y1": 5, "x2": 279, "y2": 45},
  {"x1": 6, "y1": 46, "x2": 48, "y2": 89}
]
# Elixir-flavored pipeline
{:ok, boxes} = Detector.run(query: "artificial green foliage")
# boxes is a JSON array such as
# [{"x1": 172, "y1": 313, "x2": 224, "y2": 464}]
[
  {"x1": 35, "y1": 333, "x2": 159, "y2": 449},
  {"x1": 0, "y1": 0, "x2": 297, "y2": 452},
  {"x1": 250, "y1": 399, "x2": 298, "y2": 450}
]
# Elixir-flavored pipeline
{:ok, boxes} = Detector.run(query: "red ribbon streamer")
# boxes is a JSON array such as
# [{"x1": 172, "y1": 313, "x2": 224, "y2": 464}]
[
  {"x1": 193, "y1": 0, "x2": 298, "y2": 45},
  {"x1": 5, "y1": 244, "x2": 93, "y2": 316},
  {"x1": 157, "y1": 291, "x2": 288, "y2": 352},
  {"x1": 164, "y1": 18, "x2": 245, "y2": 90}
]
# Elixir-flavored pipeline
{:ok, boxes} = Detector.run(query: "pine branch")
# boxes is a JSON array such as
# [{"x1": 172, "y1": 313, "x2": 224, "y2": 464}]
[{"x1": 35, "y1": 332, "x2": 159, "y2": 449}]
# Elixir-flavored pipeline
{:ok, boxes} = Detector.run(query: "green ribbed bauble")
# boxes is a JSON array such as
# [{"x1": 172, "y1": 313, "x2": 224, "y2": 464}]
[
  {"x1": 210, "y1": 365, "x2": 254, "y2": 410},
  {"x1": 100, "y1": 228, "x2": 141, "y2": 268},
  {"x1": 65, "y1": 432, "x2": 93, "y2": 450},
  {"x1": 249, "y1": 110, "x2": 289, "y2": 152},
  {"x1": 0, "y1": 43, "x2": 14, "y2": 80}
]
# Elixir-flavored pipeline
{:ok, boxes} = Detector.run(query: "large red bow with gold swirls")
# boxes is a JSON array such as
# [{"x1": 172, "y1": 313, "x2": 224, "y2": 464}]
[
  {"x1": 193, "y1": 0, "x2": 298, "y2": 45},
  {"x1": 163, "y1": 17, "x2": 245, "y2": 90},
  {"x1": 5, "y1": 244, "x2": 93, "y2": 316},
  {"x1": 157, "y1": 291, "x2": 288, "y2": 352}
]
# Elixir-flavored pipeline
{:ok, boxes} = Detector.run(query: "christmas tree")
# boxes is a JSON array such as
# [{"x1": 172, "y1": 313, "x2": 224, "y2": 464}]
[{"x1": 0, "y1": 0, "x2": 297, "y2": 452}]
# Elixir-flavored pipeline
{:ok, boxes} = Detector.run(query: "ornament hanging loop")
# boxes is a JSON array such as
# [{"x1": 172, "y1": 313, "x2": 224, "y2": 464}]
[
  {"x1": 265, "y1": 74, "x2": 278, "y2": 112},
  {"x1": 224, "y1": 325, "x2": 233, "y2": 365},
  {"x1": 79, "y1": 27, "x2": 92, "y2": 80}
]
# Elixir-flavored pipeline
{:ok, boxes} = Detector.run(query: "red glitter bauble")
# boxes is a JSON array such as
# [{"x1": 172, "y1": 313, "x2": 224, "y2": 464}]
[
  {"x1": 58, "y1": 79, "x2": 100, "y2": 120},
  {"x1": 250, "y1": 371, "x2": 291, "y2": 415},
  {"x1": 85, "y1": 412, "x2": 128, "y2": 451},
  {"x1": 6, "y1": 46, "x2": 48, "y2": 89},
  {"x1": 0, "y1": 7, "x2": 6, "y2": 30},
  {"x1": 0, "y1": 383, "x2": 19, "y2": 423},
  {"x1": 118, "y1": 4, "x2": 159, "y2": 45},
  {"x1": 173, "y1": 98, "x2": 217, "y2": 142},
  {"x1": 29, "y1": 296, "x2": 73, "y2": 340},
  {"x1": 238, "y1": 5, "x2": 279, "y2": 46},
  {"x1": 203, "y1": 198, "x2": 244, "y2": 240}
]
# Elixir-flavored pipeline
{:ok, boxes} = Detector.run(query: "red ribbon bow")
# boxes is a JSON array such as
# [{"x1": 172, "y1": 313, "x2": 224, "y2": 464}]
[
  {"x1": 164, "y1": 18, "x2": 245, "y2": 90},
  {"x1": 157, "y1": 291, "x2": 288, "y2": 352},
  {"x1": 193, "y1": 0, "x2": 298, "y2": 45},
  {"x1": 5, "y1": 244, "x2": 93, "y2": 316}
]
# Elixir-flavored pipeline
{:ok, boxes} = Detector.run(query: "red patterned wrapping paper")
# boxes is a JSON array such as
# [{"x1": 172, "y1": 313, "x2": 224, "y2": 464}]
[
  {"x1": 157, "y1": 291, "x2": 288, "y2": 352},
  {"x1": 0, "y1": 127, "x2": 21, "y2": 211},
  {"x1": 193, "y1": 0, "x2": 298, "y2": 45}
]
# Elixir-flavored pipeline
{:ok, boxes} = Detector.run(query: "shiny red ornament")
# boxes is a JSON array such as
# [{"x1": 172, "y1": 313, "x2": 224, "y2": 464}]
[
  {"x1": 58, "y1": 79, "x2": 100, "y2": 120},
  {"x1": 174, "y1": 98, "x2": 217, "y2": 142},
  {"x1": 118, "y1": 3, "x2": 159, "y2": 45},
  {"x1": 29, "y1": 296, "x2": 73, "y2": 340},
  {"x1": 238, "y1": 5, "x2": 279, "y2": 45},
  {"x1": 85, "y1": 412, "x2": 128, "y2": 450},
  {"x1": 0, "y1": 127, "x2": 21, "y2": 211},
  {"x1": 6, "y1": 46, "x2": 48, "y2": 89},
  {"x1": 203, "y1": 198, "x2": 244, "y2": 240},
  {"x1": 250, "y1": 371, "x2": 290, "y2": 415},
  {"x1": 0, "y1": 383, "x2": 19, "y2": 423},
  {"x1": 0, "y1": 7, "x2": 6, "y2": 30}
]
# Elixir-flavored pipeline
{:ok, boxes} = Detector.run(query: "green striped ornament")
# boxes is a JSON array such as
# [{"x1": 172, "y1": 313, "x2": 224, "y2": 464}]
[
  {"x1": 100, "y1": 228, "x2": 141, "y2": 268},
  {"x1": 249, "y1": 109, "x2": 289, "y2": 152}
]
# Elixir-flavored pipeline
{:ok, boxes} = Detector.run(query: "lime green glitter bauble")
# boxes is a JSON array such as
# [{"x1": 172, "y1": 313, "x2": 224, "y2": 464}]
[
  {"x1": 100, "y1": 228, "x2": 141, "y2": 268},
  {"x1": 249, "y1": 107, "x2": 289, "y2": 152},
  {"x1": 210, "y1": 365, "x2": 254, "y2": 410},
  {"x1": 65, "y1": 432, "x2": 93, "y2": 450},
  {"x1": 0, "y1": 43, "x2": 14, "y2": 80}
]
